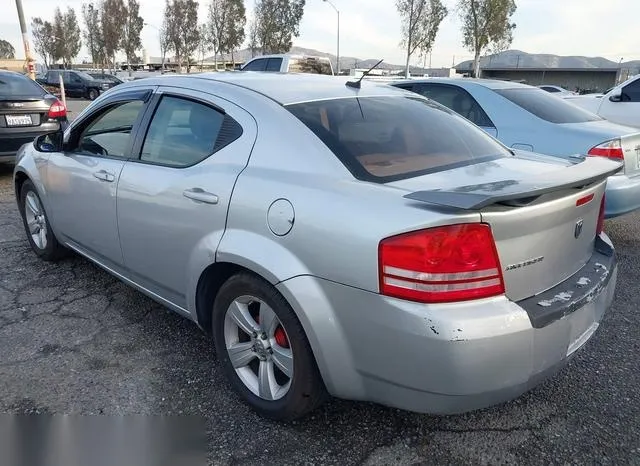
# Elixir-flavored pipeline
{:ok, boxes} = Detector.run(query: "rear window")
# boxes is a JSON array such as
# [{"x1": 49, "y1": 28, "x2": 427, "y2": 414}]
[
  {"x1": 0, "y1": 73, "x2": 44, "y2": 96},
  {"x1": 288, "y1": 58, "x2": 333, "y2": 75},
  {"x1": 494, "y1": 88, "x2": 602, "y2": 124},
  {"x1": 287, "y1": 96, "x2": 510, "y2": 182}
]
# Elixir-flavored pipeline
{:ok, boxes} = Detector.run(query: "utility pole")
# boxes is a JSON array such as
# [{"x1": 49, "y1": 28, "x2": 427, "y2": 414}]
[
  {"x1": 323, "y1": 0, "x2": 340, "y2": 75},
  {"x1": 15, "y1": 0, "x2": 36, "y2": 80}
]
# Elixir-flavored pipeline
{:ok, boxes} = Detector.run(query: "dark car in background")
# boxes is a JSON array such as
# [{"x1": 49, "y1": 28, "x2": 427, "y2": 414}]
[
  {"x1": 87, "y1": 72, "x2": 124, "y2": 86},
  {"x1": 40, "y1": 70, "x2": 112, "y2": 100},
  {"x1": 0, "y1": 70, "x2": 67, "y2": 163}
]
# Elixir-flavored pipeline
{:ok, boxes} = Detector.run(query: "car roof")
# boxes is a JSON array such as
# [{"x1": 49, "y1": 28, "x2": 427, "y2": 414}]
[
  {"x1": 393, "y1": 77, "x2": 534, "y2": 90},
  {"x1": 145, "y1": 72, "x2": 408, "y2": 105}
]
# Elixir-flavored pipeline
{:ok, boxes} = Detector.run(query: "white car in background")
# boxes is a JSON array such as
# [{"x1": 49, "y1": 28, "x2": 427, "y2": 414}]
[
  {"x1": 564, "y1": 75, "x2": 640, "y2": 128},
  {"x1": 241, "y1": 54, "x2": 334, "y2": 75}
]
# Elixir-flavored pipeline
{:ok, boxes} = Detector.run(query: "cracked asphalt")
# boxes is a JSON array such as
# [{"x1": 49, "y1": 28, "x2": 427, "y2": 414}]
[{"x1": 1, "y1": 157, "x2": 639, "y2": 465}]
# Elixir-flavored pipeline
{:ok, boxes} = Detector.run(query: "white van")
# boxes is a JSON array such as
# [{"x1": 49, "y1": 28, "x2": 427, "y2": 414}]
[{"x1": 241, "y1": 54, "x2": 334, "y2": 76}]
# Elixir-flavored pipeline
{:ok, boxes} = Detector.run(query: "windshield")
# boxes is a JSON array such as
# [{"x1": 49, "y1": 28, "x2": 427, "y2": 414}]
[
  {"x1": 494, "y1": 88, "x2": 602, "y2": 124},
  {"x1": 288, "y1": 58, "x2": 333, "y2": 75},
  {"x1": 0, "y1": 73, "x2": 45, "y2": 96},
  {"x1": 287, "y1": 96, "x2": 510, "y2": 183}
]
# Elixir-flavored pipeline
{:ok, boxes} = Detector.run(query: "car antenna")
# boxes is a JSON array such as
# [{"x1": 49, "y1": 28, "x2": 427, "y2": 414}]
[{"x1": 346, "y1": 59, "x2": 384, "y2": 89}]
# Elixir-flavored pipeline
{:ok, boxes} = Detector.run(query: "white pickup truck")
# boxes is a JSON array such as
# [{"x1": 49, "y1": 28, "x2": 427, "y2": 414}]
[
  {"x1": 564, "y1": 75, "x2": 640, "y2": 128},
  {"x1": 241, "y1": 54, "x2": 334, "y2": 75}
]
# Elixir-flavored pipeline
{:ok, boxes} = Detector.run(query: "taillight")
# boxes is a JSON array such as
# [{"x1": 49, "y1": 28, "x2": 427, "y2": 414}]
[
  {"x1": 379, "y1": 223, "x2": 505, "y2": 304},
  {"x1": 588, "y1": 139, "x2": 624, "y2": 160},
  {"x1": 47, "y1": 100, "x2": 66, "y2": 120},
  {"x1": 597, "y1": 195, "x2": 606, "y2": 235}
]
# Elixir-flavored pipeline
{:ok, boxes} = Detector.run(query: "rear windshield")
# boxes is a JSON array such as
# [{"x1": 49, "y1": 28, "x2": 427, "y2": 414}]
[
  {"x1": 0, "y1": 73, "x2": 45, "y2": 96},
  {"x1": 494, "y1": 88, "x2": 602, "y2": 124},
  {"x1": 287, "y1": 96, "x2": 510, "y2": 182},
  {"x1": 288, "y1": 58, "x2": 333, "y2": 75}
]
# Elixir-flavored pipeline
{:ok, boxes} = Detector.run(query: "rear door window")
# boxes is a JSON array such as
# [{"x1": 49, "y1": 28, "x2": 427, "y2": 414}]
[
  {"x1": 139, "y1": 95, "x2": 242, "y2": 167},
  {"x1": 287, "y1": 96, "x2": 510, "y2": 183},
  {"x1": 494, "y1": 88, "x2": 602, "y2": 123}
]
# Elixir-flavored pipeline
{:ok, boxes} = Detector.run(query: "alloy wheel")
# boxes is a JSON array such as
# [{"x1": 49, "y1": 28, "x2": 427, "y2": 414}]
[
  {"x1": 223, "y1": 296, "x2": 293, "y2": 401},
  {"x1": 24, "y1": 191, "x2": 47, "y2": 250}
]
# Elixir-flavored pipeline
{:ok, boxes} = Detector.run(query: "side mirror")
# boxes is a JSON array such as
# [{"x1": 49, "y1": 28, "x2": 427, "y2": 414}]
[
  {"x1": 609, "y1": 92, "x2": 622, "y2": 102},
  {"x1": 34, "y1": 131, "x2": 63, "y2": 153}
]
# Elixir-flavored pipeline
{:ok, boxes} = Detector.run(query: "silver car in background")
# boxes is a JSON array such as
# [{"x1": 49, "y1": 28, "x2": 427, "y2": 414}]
[
  {"x1": 391, "y1": 78, "x2": 640, "y2": 219},
  {"x1": 14, "y1": 73, "x2": 619, "y2": 420}
]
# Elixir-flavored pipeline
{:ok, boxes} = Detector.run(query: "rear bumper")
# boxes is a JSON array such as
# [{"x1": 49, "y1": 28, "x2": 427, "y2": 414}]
[
  {"x1": 604, "y1": 173, "x2": 640, "y2": 218},
  {"x1": 276, "y1": 234, "x2": 617, "y2": 415}
]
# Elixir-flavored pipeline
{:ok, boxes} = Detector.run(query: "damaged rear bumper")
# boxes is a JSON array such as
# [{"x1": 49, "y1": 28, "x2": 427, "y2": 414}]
[{"x1": 275, "y1": 233, "x2": 618, "y2": 415}]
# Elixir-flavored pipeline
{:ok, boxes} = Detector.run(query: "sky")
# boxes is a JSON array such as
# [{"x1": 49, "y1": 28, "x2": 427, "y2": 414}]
[{"x1": 1, "y1": 0, "x2": 639, "y2": 67}]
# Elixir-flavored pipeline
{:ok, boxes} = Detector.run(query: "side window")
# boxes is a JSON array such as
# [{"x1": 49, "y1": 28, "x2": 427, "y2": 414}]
[
  {"x1": 541, "y1": 86, "x2": 559, "y2": 93},
  {"x1": 621, "y1": 79, "x2": 640, "y2": 102},
  {"x1": 74, "y1": 100, "x2": 145, "y2": 157},
  {"x1": 265, "y1": 58, "x2": 283, "y2": 72},
  {"x1": 243, "y1": 59, "x2": 266, "y2": 71},
  {"x1": 140, "y1": 96, "x2": 242, "y2": 167},
  {"x1": 416, "y1": 84, "x2": 494, "y2": 128},
  {"x1": 70, "y1": 73, "x2": 82, "y2": 83}
]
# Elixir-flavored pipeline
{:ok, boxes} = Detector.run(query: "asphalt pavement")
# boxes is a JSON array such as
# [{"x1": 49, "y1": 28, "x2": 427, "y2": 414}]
[{"x1": 1, "y1": 145, "x2": 639, "y2": 464}]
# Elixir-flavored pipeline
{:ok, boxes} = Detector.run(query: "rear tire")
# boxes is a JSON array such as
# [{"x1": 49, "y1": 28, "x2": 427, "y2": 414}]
[
  {"x1": 212, "y1": 272, "x2": 327, "y2": 421},
  {"x1": 87, "y1": 88, "x2": 99, "y2": 100},
  {"x1": 19, "y1": 180, "x2": 67, "y2": 261}
]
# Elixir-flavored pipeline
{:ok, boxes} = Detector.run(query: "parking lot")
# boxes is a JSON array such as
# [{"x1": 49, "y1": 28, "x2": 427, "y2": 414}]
[{"x1": 1, "y1": 99, "x2": 639, "y2": 464}]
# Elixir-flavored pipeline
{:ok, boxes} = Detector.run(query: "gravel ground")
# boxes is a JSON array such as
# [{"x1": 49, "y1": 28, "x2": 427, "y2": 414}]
[{"x1": 0, "y1": 160, "x2": 639, "y2": 465}]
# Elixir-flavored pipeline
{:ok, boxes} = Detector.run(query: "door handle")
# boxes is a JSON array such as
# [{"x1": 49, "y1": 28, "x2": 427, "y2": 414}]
[
  {"x1": 93, "y1": 170, "x2": 115, "y2": 182},
  {"x1": 183, "y1": 188, "x2": 219, "y2": 205}
]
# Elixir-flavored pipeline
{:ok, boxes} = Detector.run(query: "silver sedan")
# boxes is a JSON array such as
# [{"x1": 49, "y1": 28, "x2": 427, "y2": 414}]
[{"x1": 14, "y1": 73, "x2": 619, "y2": 420}]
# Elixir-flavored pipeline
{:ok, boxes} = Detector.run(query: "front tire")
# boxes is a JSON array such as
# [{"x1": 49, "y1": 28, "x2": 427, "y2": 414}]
[
  {"x1": 212, "y1": 272, "x2": 327, "y2": 421},
  {"x1": 19, "y1": 180, "x2": 67, "y2": 261},
  {"x1": 87, "y1": 88, "x2": 99, "y2": 100}
]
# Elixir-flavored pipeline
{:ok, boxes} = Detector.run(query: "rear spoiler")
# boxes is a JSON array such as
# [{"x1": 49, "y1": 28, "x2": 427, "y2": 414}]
[{"x1": 404, "y1": 156, "x2": 623, "y2": 210}]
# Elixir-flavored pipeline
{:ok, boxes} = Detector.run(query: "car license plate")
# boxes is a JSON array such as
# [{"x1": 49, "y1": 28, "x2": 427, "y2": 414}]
[{"x1": 5, "y1": 115, "x2": 32, "y2": 126}]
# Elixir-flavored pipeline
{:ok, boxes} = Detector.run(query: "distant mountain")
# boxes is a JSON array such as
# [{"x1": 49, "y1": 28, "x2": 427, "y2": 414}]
[{"x1": 455, "y1": 50, "x2": 640, "y2": 71}]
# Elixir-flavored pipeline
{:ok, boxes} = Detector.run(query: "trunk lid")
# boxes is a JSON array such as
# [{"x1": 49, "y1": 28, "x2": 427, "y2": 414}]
[
  {"x1": 0, "y1": 96, "x2": 52, "y2": 129},
  {"x1": 390, "y1": 154, "x2": 621, "y2": 301}
]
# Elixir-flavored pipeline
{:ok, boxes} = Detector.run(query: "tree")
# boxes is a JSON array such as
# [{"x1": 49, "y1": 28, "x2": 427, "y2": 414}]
[
  {"x1": 0, "y1": 39, "x2": 15, "y2": 59},
  {"x1": 164, "y1": 0, "x2": 200, "y2": 72},
  {"x1": 206, "y1": 0, "x2": 245, "y2": 69},
  {"x1": 458, "y1": 0, "x2": 517, "y2": 77},
  {"x1": 121, "y1": 0, "x2": 144, "y2": 74},
  {"x1": 53, "y1": 8, "x2": 65, "y2": 64},
  {"x1": 82, "y1": 3, "x2": 104, "y2": 66},
  {"x1": 247, "y1": 15, "x2": 259, "y2": 58},
  {"x1": 224, "y1": 0, "x2": 246, "y2": 58},
  {"x1": 396, "y1": 0, "x2": 447, "y2": 78},
  {"x1": 51, "y1": 7, "x2": 82, "y2": 66},
  {"x1": 31, "y1": 18, "x2": 56, "y2": 67},
  {"x1": 198, "y1": 24, "x2": 211, "y2": 70},
  {"x1": 254, "y1": 0, "x2": 305, "y2": 54},
  {"x1": 101, "y1": 0, "x2": 127, "y2": 72},
  {"x1": 63, "y1": 8, "x2": 82, "y2": 66},
  {"x1": 159, "y1": 12, "x2": 171, "y2": 73}
]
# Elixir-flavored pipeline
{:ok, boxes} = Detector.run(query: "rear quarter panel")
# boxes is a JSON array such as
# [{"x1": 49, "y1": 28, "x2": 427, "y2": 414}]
[{"x1": 217, "y1": 100, "x2": 481, "y2": 293}]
